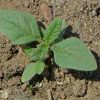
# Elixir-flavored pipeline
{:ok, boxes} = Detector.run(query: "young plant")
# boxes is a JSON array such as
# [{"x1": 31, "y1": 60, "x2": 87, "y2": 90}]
[{"x1": 0, "y1": 10, "x2": 97, "y2": 82}]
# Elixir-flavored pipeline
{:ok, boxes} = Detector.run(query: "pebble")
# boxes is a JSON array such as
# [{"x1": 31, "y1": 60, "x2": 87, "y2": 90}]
[
  {"x1": 0, "y1": 89, "x2": 11, "y2": 99},
  {"x1": 65, "y1": 76, "x2": 71, "y2": 83},
  {"x1": 21, "y1": 83, "x2": 28, "y2": 91},
  {"x1": 73, "y1": 79, "x2": 87, "y2": 97},
  {"x1": 24, "y1": 1, "x2": 30, "y2": 8},
  {"x1": 60, "y1": 92, "x2": 66, "y2": 99},
  {"x1": 57, "y1": 82, "x2": 64, "y2": 85},
  {"x1": 91, "y1": 10, "x2": 97, "y2": 17},
  {"x1": 35, "y1": 82, "x2": 43, "y2": 88}
]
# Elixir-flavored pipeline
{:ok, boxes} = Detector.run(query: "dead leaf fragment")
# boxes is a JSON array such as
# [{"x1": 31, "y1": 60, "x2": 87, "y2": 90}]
[{"x1": 40, "y1": 3, "x2": 53, "y2": 24}]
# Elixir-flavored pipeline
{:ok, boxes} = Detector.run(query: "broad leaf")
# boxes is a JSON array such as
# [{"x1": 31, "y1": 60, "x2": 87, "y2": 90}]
[
  {"x1": 22, "y1": 61, "x2": 45, "y2": 82},
  {"x1": 0, "y1": 9, "x2": 41, "y2": 44},
  {"x1": 24, "y1": 43, "x2": 49, "y2": 61},
  {"x1": 43, "y1": 18, "x2": 62, "y2": 44},
  {"x1": 52, "y1": 37, "x2": 97, "y2": 71}
]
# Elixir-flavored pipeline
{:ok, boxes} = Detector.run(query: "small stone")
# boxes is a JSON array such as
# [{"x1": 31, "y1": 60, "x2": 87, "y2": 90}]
[
  {"x1": 65, "y1": 77, "x2": 71, "y2": 83},
  {"x1": 35, "y1": 82, "x2": 43, "y2": 88},
  {"x1": 57, "y1": 82, "x2": 63, "y2": 85},
  {"x1": 24, "y1": 1, "x2": 30, "y2": 8},
  {"x1": 21, "y1": 83, "x2": 28, "y2": 91},
  {"x1": 91, "y1": 10, "x2": 97, "y2": 17},
  {"x1": 0, "y1": 89, "x2": 11, "y2": 99},
  {"x1": 73, "y1": 79, "x2": 87, "y2": 97},
  {"x1": 60, "y1": 92, "x2": 66, "y2": 99}
]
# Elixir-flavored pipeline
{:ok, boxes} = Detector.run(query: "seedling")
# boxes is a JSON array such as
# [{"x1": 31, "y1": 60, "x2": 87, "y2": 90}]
[{"x1": 0, "y1": 10, "x2": 97, "y2": 82}]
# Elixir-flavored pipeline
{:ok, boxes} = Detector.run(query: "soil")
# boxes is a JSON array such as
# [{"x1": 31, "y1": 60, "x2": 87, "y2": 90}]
[{"x1": 0, "y1": 0, "x2": 100, "y2": 100}]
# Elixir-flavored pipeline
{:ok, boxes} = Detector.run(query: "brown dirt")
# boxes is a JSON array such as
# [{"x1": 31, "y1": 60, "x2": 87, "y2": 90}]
[{"x1": 0, "y1": 0, "x2": 100, "y2": 100}]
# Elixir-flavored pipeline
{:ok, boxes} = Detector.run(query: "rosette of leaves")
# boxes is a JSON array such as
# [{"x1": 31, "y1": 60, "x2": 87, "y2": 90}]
[{"x1": 0, "y1": 9, "x2": 97, "y2": 82}]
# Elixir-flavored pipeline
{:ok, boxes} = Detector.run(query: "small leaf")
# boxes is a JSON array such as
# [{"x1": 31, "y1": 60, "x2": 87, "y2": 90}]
[
  {"x1": 39, "y1": 27, "x2": 46, "y2": 38},
  {"x1": 43, "y1": 18, "x2": 62, "y2": 44},
  {"x1": 40, "y1": 27, "x2": 46, "y2": 35},
  {"x1": 54, "y1": 19, "x2": 67, "y2": 43},
  {"x1": 52, "y1": 37, "x2": 97, "y2": 71},
  {"x1": 0, "y1": 9, "x2": 41, "y2": 44},
  {"x1": 24, "y1": 43, "x2": 49, "y2": 61},
  {"x1": 24, "y1": 46, "x2": 38, "y2": 61},
  {"x1": 62, "y1": 19, "x2": 67, "y2": 30},
  {"x1": 22, "y1": 61, "x2": 45, "y2": 82}
]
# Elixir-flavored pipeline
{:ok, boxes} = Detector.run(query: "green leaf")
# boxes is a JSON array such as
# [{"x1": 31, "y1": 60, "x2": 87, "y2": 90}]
[
  {"x1": 0, "y1": 9, "x2": 41, "y2": 44},
  {"x1": 22, "y1": 61, "x2": 45, "y2": 82},
  {"x1": 24, "y1": 43, "x2": 49, "y2": 61},
  {"x1": 62, "y1": 19, "x2": 67, "y2": 30},
  {"x1": 40, "y1": 27, "x2": 46, "y2": 34},
  {"x1": 24, "y1": 46, "x2": 38, "y2": 61},
  {"x1": 43, "y1": 18, "x2": 62, "y2": 44},
  {"x1": 52, "y1": 37, "x2": 97, "y2": 71},
  {"x1": 54, "y1": 19, "x2": 67, "y2": 43}
]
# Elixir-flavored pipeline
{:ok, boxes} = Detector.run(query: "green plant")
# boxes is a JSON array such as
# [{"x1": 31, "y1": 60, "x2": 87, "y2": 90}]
[{"x1": 0, "y1": 9, "x2": 97, "y2": 82}]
